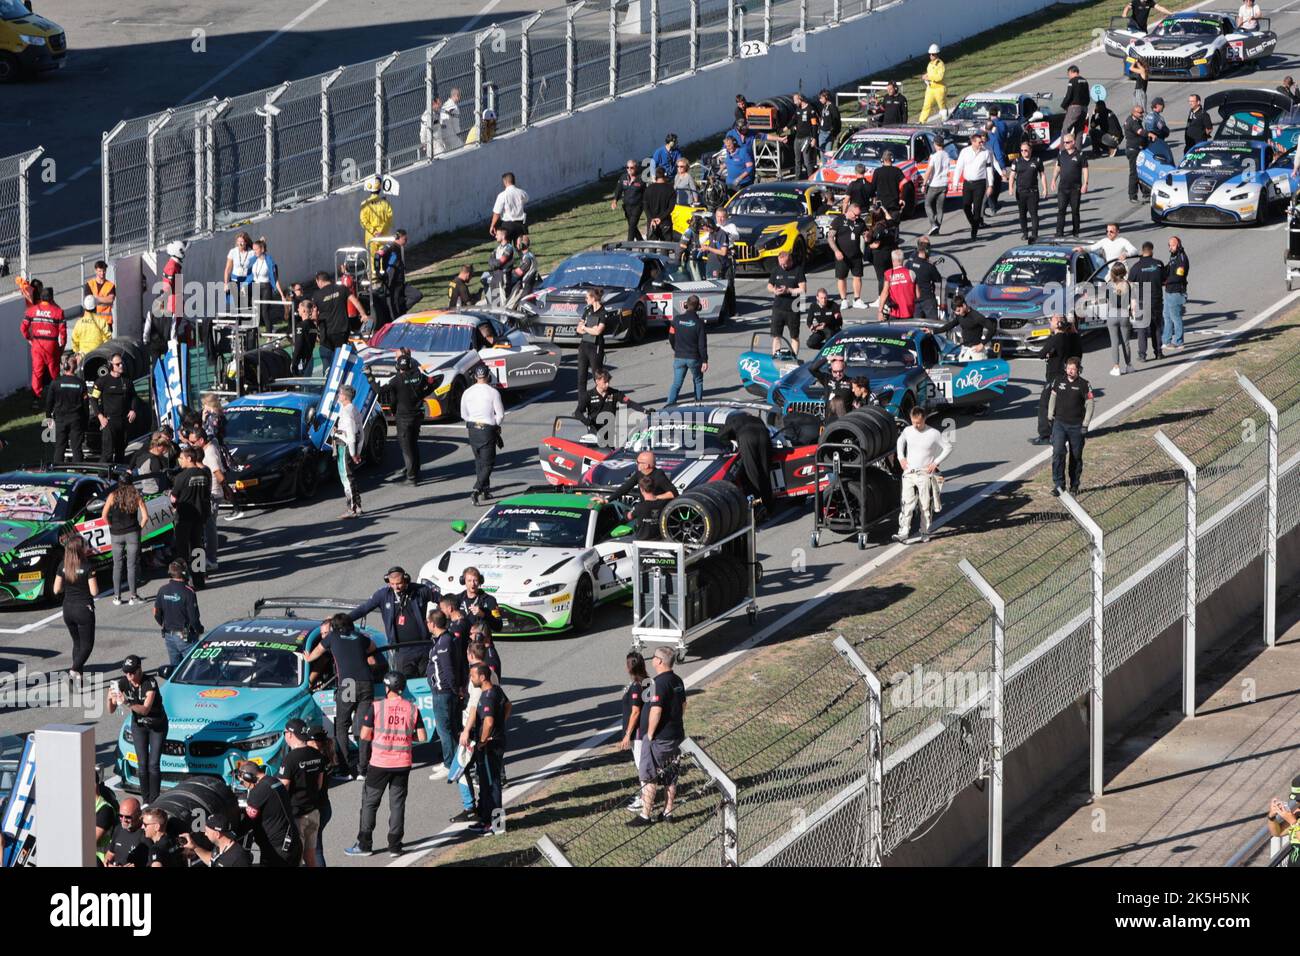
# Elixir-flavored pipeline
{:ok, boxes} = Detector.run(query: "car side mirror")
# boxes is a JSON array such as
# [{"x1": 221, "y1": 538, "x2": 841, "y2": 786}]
[
  {"x1": 610, "y1": 523, "x2": 634, "y2": 539},
  {"x1": 451, "y1": 520, "x2": 468, "y2": 535},
  {"x1": 1030, "y1": 111, "x2": 1044, "y2": 121},
  {"x1": 157, "y1": 664, "x2": 174, "y2": 680}
]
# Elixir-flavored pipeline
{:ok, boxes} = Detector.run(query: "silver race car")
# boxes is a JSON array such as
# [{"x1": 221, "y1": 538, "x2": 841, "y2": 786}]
[{"x1": 1103, "y1": 10, "x2": 1276, "y2": 80}]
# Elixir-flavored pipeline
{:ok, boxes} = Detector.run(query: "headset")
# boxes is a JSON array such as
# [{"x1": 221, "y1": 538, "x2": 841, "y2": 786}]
[
  {"x1": 459, "y1": 566, "x2": 482, "y2": 587},
  {"x1": 384, "y1": 565, "x2": 410, "y2": 584},
  {"x1": 236, "y1": 763, "x2": 261, "y2": 786}
]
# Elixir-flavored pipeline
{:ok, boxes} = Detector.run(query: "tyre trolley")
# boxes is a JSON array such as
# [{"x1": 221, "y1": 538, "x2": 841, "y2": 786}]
[{"x1": 1287, "y1": 196, "x2": 1300, "y2": 291}]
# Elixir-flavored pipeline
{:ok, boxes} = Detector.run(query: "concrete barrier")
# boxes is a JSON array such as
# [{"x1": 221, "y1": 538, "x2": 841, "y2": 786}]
[
  {"x1": 104, "y1": 0, "x2": 1051, "y2": 339},
  {"x1": 0, "y1": 293, "x2": 31, "y2": 398}
]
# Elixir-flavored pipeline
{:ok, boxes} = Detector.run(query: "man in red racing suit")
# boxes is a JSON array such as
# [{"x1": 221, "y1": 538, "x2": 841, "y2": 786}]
[{"x1": 21, "y1": 288, "x2": 66, "y2": 400}]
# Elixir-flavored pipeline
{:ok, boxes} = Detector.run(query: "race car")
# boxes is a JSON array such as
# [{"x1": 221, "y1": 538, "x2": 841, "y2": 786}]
[
  {"x1": 670, "y1": 181, "x2": 846, "y2": 272},
  {"x1": 812, "y1": 126, "x2": 945, "y2": 208},
  {"x1": 1103, "y1": 11, "x2": 1276, "y2": 80},
  {"x1": 224, "y1": 360, "x2": 387, "y2": 507},
  {"x1": 416, "y1": 490, "x2": 637, "y2": 636},
  {"x1": 1141, "y1": 137, "x2": 1294, "y2": 226},
  {"x1": 520, "y1": 244, "x2": 731, "y2": 344},
  {"x1": 962, "y1": 243, "x2": 1111, "y2": 353},
  {"x1": 355, "y1": 309, "x2": 559, "y2": 421},
  {"x1": 538, "y1": 402, "x2": 822, "y2": 500},
  {"x1": 937, "y1": 93, "x2": 1063, "y2": 158},
  {"x1": 0, "y1": 465, "x2": 173, "y2": 607},
  {"x1": 113, "y1": 599, "x2": 438, "y2": 793},
  {"x1": 739, "y1": 326, "x2": 1010, "y2": 420}
]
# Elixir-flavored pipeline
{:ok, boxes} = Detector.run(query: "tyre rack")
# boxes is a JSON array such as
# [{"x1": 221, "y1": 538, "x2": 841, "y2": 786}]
[
  {"x1": 630, "y1": 507, "x2": 759, "y2": 658},
  {"x1": 1286, "y1": 196, "x2": 1300, "y2": 291},
  {"x1": 809, "y1": 442, "x2": 897, "y2": 551}
]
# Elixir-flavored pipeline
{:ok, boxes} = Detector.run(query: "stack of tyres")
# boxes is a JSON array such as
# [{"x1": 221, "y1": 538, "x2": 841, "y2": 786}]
[
  {"x1": 816, "y1": 407, "x2": 902, "y2": 540},
  {"x1": 820, "y1": 408, "x2": 896, "y2": 466},
  {"x1": 227, "y1": 343, "x2": 292, "y2": 393},
  {"x1": 150, "y1": 774, "x2": 242, "y2": 849},
  {"x1": 658, "y1": 481, "x2": 748, "y2": 546},
  {"x1": 822, "y1": 467, "x2": 902, "y2": 533}
]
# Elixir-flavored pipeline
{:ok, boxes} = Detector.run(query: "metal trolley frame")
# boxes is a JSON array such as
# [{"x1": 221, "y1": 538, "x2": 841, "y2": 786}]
[
  {"x1": 810, "y1": 441, "x2": 898, "y2": 551},
  {"x1": 630, "y1": 508, "x2": 759, "y2": 658},
  {"x1": 1286, "y1": 196, "x2": 1300, "y2": 291}
]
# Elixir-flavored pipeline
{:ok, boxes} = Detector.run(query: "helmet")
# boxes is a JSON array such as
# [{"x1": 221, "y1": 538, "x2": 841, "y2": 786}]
[
  {"x1": 165, "y1": 240, "x2": 187, "y2": 259},
  {"x1": 83, "y1": 294, "x2": 97, "y2": 312},
  {"x1": 483, "y1": 108, "x2": 498, "y2": 121},
  {"x1": 383, "y1": 671, "x2": 407, "y2": 694},
  {"x1": 363, "y1": 175, "x2": 384, "y2": 194},
  {"x1": 928, "y1": 43, "x2": 940, "y2": 55}
]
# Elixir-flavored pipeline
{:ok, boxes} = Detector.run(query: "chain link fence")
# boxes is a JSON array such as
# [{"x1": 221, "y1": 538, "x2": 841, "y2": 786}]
[
  {"x1": 101, "y1": 0, "x2": 888, "y2": 260},
  {"x1": 0, "y1": 149, "x2": 40, "y2": 274}
]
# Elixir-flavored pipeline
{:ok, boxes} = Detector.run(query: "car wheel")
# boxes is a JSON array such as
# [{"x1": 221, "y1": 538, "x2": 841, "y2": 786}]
[
  {"x1": 0, "y1": 54, "x2": 21, "y2": 84},
  {"x1": 899, "y1": 391, "x2": 917, "y2": 419},
  {"x1": 792, "y1": 237, "x2": 808, "y2": 266},
  {"x1": 570, "y1": 575, "x2": 595, "y2": 633},
  {"x1": 295, "y1": 457, "x2": 321, "y2": 500},
  {"x1": 365, "y1": 419, "x2": 387, "y2": 466},
  {"x1": 626, "y1": 305, "x2": 648, "y2": 345},
  {"x1": 902, "y1": 183, "x2": 916, "y2": 220},
  {"x1": 1209, "y1": 52, "x2": 1222, "y2": 79},
  {"x1": 445, "y1": 378, "x2": 464, "y2": 422}
]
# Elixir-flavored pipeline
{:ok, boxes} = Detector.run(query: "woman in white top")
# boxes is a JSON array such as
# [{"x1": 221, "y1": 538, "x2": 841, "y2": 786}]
[
  {"x1": 222, "y1": 232, "x2": 254, "y2": 311},
  {"x1": 248, "y1": 238, "x2": 288, "y2": 332}
]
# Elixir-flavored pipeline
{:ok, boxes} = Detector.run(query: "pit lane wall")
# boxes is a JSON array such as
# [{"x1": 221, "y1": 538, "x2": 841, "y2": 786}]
[{"x1": 104, "y1": 0, "x2": 1055, "y2": 333}]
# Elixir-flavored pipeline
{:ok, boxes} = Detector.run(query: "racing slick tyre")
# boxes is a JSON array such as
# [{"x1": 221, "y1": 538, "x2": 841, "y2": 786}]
[
  {"x1": 792, "y1": 237, "x2": 808, "y2": 266},
  {"x1": 445, "y1": 378, "x2": 465, "y2": 422},
  {"x1": 693, "y1": 481, "x2": 746, "y2": 532},
  {"x1": 83, "y1": 338, "x2": 151, "y2": 383},
  {"x1": 570, "y1": 575, "x2": 595, "y2": 633},
  {"x1": 364, "y1": 417, "x2": 387, "y2": 466},
  {"x1": 822, "y1": 477, "x2": 863, "y2": 534},
  {"x1": 625, "y1": 306, "x2": 649, "y2": 345},
  {"x1": 660, "y1": 489, "x2": 730, "y2": 546},
  {"x1": 295, "y1": 455, "x2": 322, "y2": 500},
  {"x1": 152, "y1": 775, "x2": 240, "y2": 842},
  {"x1": 821, "y1": 408, "x2": 895, "y2": 465},
  {"x1": 1209, "y1": 52, "x2": 1223, "y2": 80}
]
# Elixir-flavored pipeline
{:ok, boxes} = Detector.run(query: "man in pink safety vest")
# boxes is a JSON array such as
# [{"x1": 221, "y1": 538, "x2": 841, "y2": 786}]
[{"x1": 347, "y1": 671, "x2": 426, "y2": 858}]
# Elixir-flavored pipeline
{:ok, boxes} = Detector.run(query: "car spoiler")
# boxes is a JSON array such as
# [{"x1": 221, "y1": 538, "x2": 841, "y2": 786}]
[
  {"x1": 15, "y1": 461, "x2": 129, "y2": 479},
  {"x1": 1205, "y1": 88, "x2": 1294, "y2": 121},
  {"x1": 521, "y1": 483, "x2": 622, "y2": 497},
  {"x1": 252, "y1": 597, "x2": 365, "y2": 617},
  {"x1": 601, "y1": 240, "x2": 680, "y2": 254}
]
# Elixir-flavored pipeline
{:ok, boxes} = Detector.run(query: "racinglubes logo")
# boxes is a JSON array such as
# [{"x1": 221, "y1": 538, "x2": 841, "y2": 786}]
[{"x1": 49, "y1": 887, "x2": 152, "y2": 936}]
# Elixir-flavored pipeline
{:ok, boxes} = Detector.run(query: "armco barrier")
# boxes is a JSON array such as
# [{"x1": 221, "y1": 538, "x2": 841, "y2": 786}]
[{"x1": 106, "y1": 0, "x2": 1051, "y2": 333}]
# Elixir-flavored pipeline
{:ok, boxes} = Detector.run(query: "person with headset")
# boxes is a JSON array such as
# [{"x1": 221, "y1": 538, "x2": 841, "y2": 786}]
[
  {"x1": 347, "y1": 567, "x2": 440, "y2": 678},
  {"x1": 153, "y1": 560, "x2": 202, "y2": 667},
  {"x1": 380, "y1": 349, "x2": 434, "y2": 485},
  {"x1": 456, "y1": 567, "x2": 502, "y2": 631},
  {"x1": 460, "y1": 364, "x2": 504, "y2": 506},
  {"x1": 301, "y1": 614, "x2": 381, "y2": 780},
  {"x1": 237, "y1": 760, "x2": 303, "y2": 867},
  {"x1": 348, "y1": 671, "x2": 427, "y2": 857}
]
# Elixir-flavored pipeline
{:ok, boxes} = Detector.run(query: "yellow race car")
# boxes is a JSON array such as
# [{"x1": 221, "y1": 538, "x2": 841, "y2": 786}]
[{"x1": 671, "y1": 181, "x2": 846, "y2": 275}]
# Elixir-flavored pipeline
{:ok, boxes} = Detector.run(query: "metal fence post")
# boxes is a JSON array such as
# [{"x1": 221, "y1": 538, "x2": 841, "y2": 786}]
[
  {"x1": 763, "y1": 0, "x2": 771, "y2": 44},
  {"x1": 727, "y1": 0, "x2": 736, "y2": 59},
  {"x1": 1155, "y1": 431, "x2": 1197, "y2": 718},
  {"x1": 101, "y1": 121, "x2": 125, "y2": 263},
  {"x1": 566, "y1": 3, "x2": 584, "y2": 113},
  {"x1": 536, "y1": 835, "x2": 573, "y2": 866},
  {"x1": 832, "y1": 0, "x2": 841, "y2": 25},
  {"x1": 320, "y1": 67, "x2": 344, "y2": 195},
  {"x1": 1061, "y1": 491, "x2": 1105, "y2": 798},
  {"x1": 475, "y1": 25, "x2": 495, "y2": 134},
  {"x1": 681, "y1": 738, "x2": 738, "y2": 866},
  {"x1": 16, "y1": 147, "x2": 43, "y2": 277},
  {"x1": 261, "y1": 83, "x2": 289, "y2": 216},
  {"x1": 689, "y1": 0, "x2": 699, "y2": 72},
  {"x1": 422, "y1": 39, "x2": 448, "y2": 157},
  {"x1": 799, "y1": 0, "x2": 807, "y2": 34},
  {"x1": 520, "y1": 12, "x2": 542, "y2": 127},
  {"x1": 608, "y1": 0, "x2": 618, "y2": 98},
  {"x1": 206, "y1": 100, "x2": 229, "y2": 233},
  {"x1": 374, "y1": 53, "x2": 398, "y2": 174},
  {"x1": 145, "y1": 111, "x2": 174, "y2": 252},
  {"x1": 833, "y1": 637, "x2": 883, "y2": 866},
  {"x1": 650, "y1": 0, "x2": 660, "y2": 85},
  {"x1": 192, "y1": 107, "x2": 205, "y2": 233},
  {"x1": 957, "y1": 560, "x2": 1004, "y2": 867},
  {"x1": 1237, "y1": 372, "x2": 1279, "y2": 648}
]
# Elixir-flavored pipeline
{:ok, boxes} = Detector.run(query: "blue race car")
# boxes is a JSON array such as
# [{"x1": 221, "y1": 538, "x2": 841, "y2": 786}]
[
  {"x1": 738, "y1": 325, "x2": 1010, "y2": 420},
  {"x1": 113, "y1": 598, "x2": 437, "y2": 794}
]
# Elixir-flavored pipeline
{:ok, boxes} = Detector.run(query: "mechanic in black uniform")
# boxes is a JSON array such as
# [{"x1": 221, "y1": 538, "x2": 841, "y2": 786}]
[
  {"x1": 848, "y1": 377, "x2": 877, "y2": 410},
  {"x1": 601, "y1": 451, "x2": 678, "y2": 505},
  {"x1": 574, "y1": 287, "x2": 608, "y2": 417},
  {"x1": 1128, "y1": 241, "x2": 1166, "y2": 361},
  {"x1": 103, "y1": 796, "x2": 149, "y2": 867},
  {"x1": 877, "y1": 81, "x2": 909, "y2": 125},
  {"x1": 89, "y1": 352, "x2": 141, "y2": 464},
  {"x1": 864, "y1": 200, "x2": 899, "y2": 302},
  {"x1": 717, "y1": 415, "x2": 775, "y2": 512},
  {"x1": 301, "y1": 613, "x2": 380, "y2": 779},
  {"x1": 448, "y1": 264, "x2": 475, "y2": 309},
  {"x1": 290, "y1": 296, "x2": 320, "y2": 376},
  {"x1": 805, "y1": 288, "x2": 843, "y2": 350},
  {"x1": 154, "y1": 560, "x2": 203, "y2": 668},
  {"x1": 44, "y1": 353, "x2": 87, "y2": 464},
  {"x1": 184, "y1": 812, "x2": 253, "y2": 867},
  {"x1": 1122, "y1": 104, "x2": 1146, "y2": 204},
  {"x1": 456, "y1": 567, "x2": 502, "y2": 633},
  {"x1": 813, "y1": 353, "x2": 851, "y2": 393},
  {"x1": 1060, "y1": 65, "x2": 1091, "y2": 140},
  {"x1": 830, "y1": 204, "x2": 869, "y2": 310},
  {"x1": 582, "y1": 368, "x2": 649, "y2": 444},
  {"x1": 767, "y1": 250, "x2": 806, "y2": 356},
  {"x1": 1184, "y1": 94, "x2": 1213, "y2": 156},
  {"x1": 935, "y1": 295, "x2": 996, "y2": 356},
  {"x1": 846, "y1": 165, "x2": 872, "y2": 213},
  {"x1": 169, "y1": 446, "x2": 211, "y2": 588},
  {"x1": 382, "y1": 349, "x2": 433, "y2": 485},
  {"x1": 108, "y1": 656, "x2": 169, "y2": 805},
  {"x1": 374, "y1": 230, "x2": 416, "y2": 332},
  {"x1": 141, "y1": 807, "x2": 185, "y2": 867},
  {"x1": 818, "y1": 89, "x2": 841, "y2": 156},
  {"x1": 644, "y1": 166, "x2": 677, "y2": 241},
  {"x1": 348, "y1": 567, "x2": 440, "y2": 678},
  {"x1": 1124, "y1": 0, "x2": 1170, "y2": 33},
  {"x1": 280, "y1": 718, "x2": 326, "y2": 867},
  {"x1": 1051, "y1": 133, "x2": 1089, "y2": 239},
  {"x1": 1047, "y1": 357, "x2": 1095, "y2": 495},
  {"x1": 792, "y1": 91, "x2": 820, "y2": 180},
  {"x1": 1031, "y1": 313, "x2": 1083, "y2": 445},
  {"x1": 868, "y1": 152, "x2": 906, "y2": 219},
  {"x1": 905, "y1": 237, "x2": 944, "y2": 322},
  {"x1": 612, "y1": 160, "x2": 647, "y2": 241},
  {"x1": 630, "y1": 475, "x2": 668, "y2": 540},
  {"x1": 1007, "y1": 140, "x2": 1046, "y2": 242},
  {"x1": 312, "y1": 271, "x2": 366, "y2": 372},
  {"x1": 238, "y1": 760, "x2": 303, "y2": 867}
]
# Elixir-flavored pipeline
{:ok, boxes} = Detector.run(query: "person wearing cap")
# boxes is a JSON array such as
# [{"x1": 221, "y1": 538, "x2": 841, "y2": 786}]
[
  {"x1": 380, "y1": 348, "x2": 433, "y2": 486},
  {"x1": 350, "y1": 671, "x2": 427, "y2": 857},
  {"x1": 21, "y1": 286, "x2": 65, "y2": 405},
  {"x1": 238, "y1": 760, "x2": 302, "y2": 866},
  {"x1": 1143, "y1": 96, "x2": 1170, "y2": 147},
  {"x1": 280, "y1": 718, "x2": 326, "y2": 867},
  {"x1": 183, "y1": 811, "x2": 253, "y2": 867},
  {"x1": 302, "y1": 614, "x2": 381, "y2": 780},
  {"x1": 44, "y1": 352, "x2": 88, "y2": 464},
  {"x1": 154, "y1": 560, "x2": 202, "y2": 667},
  {"x1": 1267, "y1": 776, "x2": 1300, "y2": 865},
  {"x1": 108, "y1": 656, "x2": 169, "y2": 804},
  {"x1": 347, "y1": 567, "x2": 440, "y2": 677},
  {"x1": 919, "y1": 44, "x2": 947, "y2": 123},
  {"x1": 305, "y1": 727, "x2": 334, "y2": 865},
  {"x1": 460, "y1": 363, "x2": 504, "y2": 506}
]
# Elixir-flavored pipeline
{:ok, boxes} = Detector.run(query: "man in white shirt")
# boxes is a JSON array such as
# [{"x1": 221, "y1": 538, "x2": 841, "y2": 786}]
[
  {"x1": 923, "y1": 134, "x2": 953, "y2": 237},
  {"x1": 893, "y1": 407, "x2": 952, "y2": 544},
  {"x1": 333, "y1": 385, "x2": 366, "y2": 518},
  {"x1": 460, "y1": 364, "x2": 505, "y2": 506},
  {"x1": 441, "y1": 88, "x2": 463, "y2": 150},
  {"x1": 1077, "y1": 221, "x2": 1139, "y2": 266},
  {"x1": 421, "y1": 94, "x2": 447, "y2": 157},
  {"x1": 954, "y1": 131, "x2": 994, "y2": 240},
  {"x1": 489, "y1": 172, "x2": 529, "y2": 243},
  {"x1": 1238, "y1": 1, "x2": 1261, "y2": 30}
]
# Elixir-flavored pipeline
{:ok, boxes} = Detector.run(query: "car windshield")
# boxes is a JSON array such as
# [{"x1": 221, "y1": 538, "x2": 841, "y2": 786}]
[
  {"x1": 1153, "y1": 16, "x2": 1220, "y2": 37},
  {"x1": 0, "y1": 0, "x2": 31, "y2": 20},
  {"x1": 727, "y1": 191, "x2": 805, "y2": 216},
  {"x1": 1182, "y1": 146, "x2": 1258, "y2": 171},
  {"x1": 1220, "y1": 111, "x2": 1270, "y2": 139},
  {"x1": 627, "y1": 423, "x2": 729, "y2": 454},
  {"x1": 821, "y1": 336, "x2": 916, "y2": 368},
  {"x1": 467, "y1": 504, "x2": 590, "y2": 548},
  {"x1": 983, "y1": 252, "x2": 1069, "y2": 286},
  {"x1": 951, "y1": 100, "x2": 1015, "y2": 121},
  {"x1": 835, "y1": 137, "x2": 911, "y2": 162},
  {"x1": 170, "y1": 638, "x2": 304, "y2": 688},
  {"x1": 371, "y1": 322, "x2": 475, "y2": 353},
  {"x1": 546, "y1": 257, "x2": 643, "y2": 291},
  {"x1": 0, "y1": 483, "x2": 68, "y2": 521},
  {"x1": 224, "y1": 406, "x2": 303, "y2": 443}
]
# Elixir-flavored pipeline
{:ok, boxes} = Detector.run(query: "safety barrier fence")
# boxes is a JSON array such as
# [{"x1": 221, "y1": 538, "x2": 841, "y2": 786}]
[
  {"x1": 0, "y1": 148, "x2": 43, "y2": 280},
  {"x1": 530, "y1": 344, "x2": 1300, "y2": 867},
  {"x1": 100, "y1": 0, "x2": 890, "y2": 261}
]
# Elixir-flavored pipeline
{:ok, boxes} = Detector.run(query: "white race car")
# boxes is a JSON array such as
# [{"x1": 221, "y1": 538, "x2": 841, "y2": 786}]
[
  {"x1": 1103, "y1": 10, "x2": 1276, "y2": 80},
  {"x1": 417, "y1": 489, "x2": 636, "y2": 635},
  {"x1": 354, "y1": 308, "x2": 559, "y2": 422}
]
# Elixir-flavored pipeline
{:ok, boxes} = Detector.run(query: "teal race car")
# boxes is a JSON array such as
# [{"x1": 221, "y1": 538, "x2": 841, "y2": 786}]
[{"x1": 114, "y1": 598, "x2": 437, "y2": 793}]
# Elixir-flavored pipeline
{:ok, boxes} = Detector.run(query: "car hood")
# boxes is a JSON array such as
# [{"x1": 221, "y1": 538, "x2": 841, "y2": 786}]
[
  {"x1": 423, "y1": 543, "x2": 583, "y2": 593},
  {"x1": 1170, "y1": 168, "x2": 1251, "y2": 193},
  {"x1": 0, "y1": 521, "x2": 46, "y2": 554},
  {"x1": 160, "y1": 684, "x2": 306, "y2": 738},
  {"x1": 965, "y1": 284, "x2": 1052, "y2": 311},
  {"x1": 528, "y1": 288, "x2": 634, "y2": 316},
  {"x1": 589, "y1": 453, "x2": 730, "y2": 490},
  {"x1": 726, "y1": 214, "x2": 793, "y2": 242},
  {"x1": 9, "y1": 13, "x2": 60, "y2": 35},
  {"x1": 1135, "y1": 38, "x2": 1210, "y2": 54},
  {"x1": 780, "y1": 364, "x2": 909, "y2": 396},
  {"x1": 361, "y1": 347, "x2": 461, "y2": 382},
  {"x1": 225, "y1": 441, "x2": 305, "y2": 470}
]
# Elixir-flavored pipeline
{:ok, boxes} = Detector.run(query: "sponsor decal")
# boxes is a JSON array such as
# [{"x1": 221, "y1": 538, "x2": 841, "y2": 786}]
[{"x1": 198, "y1": 688, "x2": 239, "y2": 700}]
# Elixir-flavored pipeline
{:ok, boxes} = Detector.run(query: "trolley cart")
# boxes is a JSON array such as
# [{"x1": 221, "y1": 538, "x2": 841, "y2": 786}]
[
  {"x1": 809, "y1": 442, "x2": 900, "y2": 551},
  {"x1": 1286, "y1": 196, "x2": 1300, "y2": 291},
  {"x1": 630, "y1": 507, "x2": 759, "y2": 659}
]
